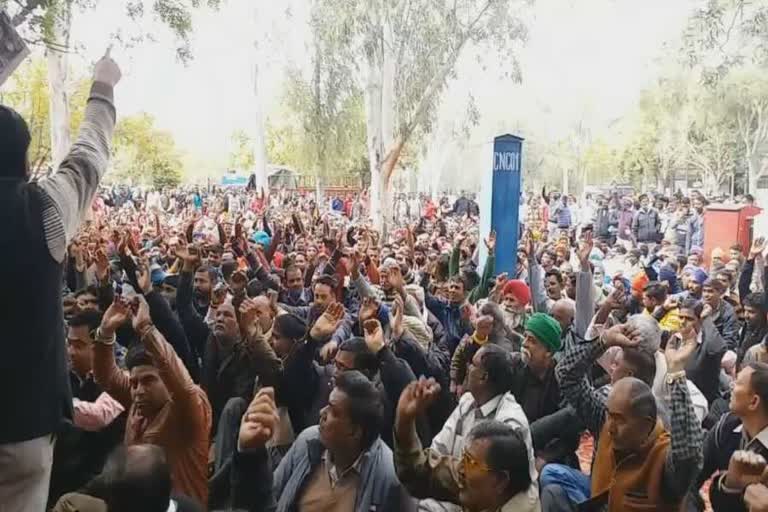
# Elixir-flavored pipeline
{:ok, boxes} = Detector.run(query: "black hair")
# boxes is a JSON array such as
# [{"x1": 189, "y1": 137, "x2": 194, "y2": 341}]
[
  {"x1": 101, "y1": 445, "x2": 172, "y2": 512},
  {"x1": 460, "y1": 269, "x2": 480, "y2": 292},
  {"x1": 744, "y1": 293, "x2": 768, "y2": 315},
  {"x1": 314, "y1": 274, "x2": 338, "y2": 290},
  {"x1": 625, "y1": 377, "x2": 658, "y2": 421},
  {"x1": 74, "y1": 285, "x2": 102, "y2": 299},
  {"x1": 334, "y1": 370, "x2": 384, "y2": 449},
  {"x1": 337, "y1": 337, "x2": 379, "y2": 378},
  {"x1": 125, "y1": 344, "x2": 154, "y2": 370},
  {"x1": 221, "y1": 260, "x2": 238, "y2": 282},
  {"x1": 621, "y1": 348, "x2": 657, "y2": 388},
  {"x1": 703, "y1": 277, "x2": 726, "y2": 293},
  {"x1": 0, "y1": 105, "x2": 31, "y2": 178},
  {"x1": 544, "y1": 268, "x2": 564, "y2": 285},
  {"x1": 730, "y1": 243, "x2": 743, "y2": 253},
  {"x1": 285, "y1": 265, "x2": 302, "y2": 277},
  {"x1": 643, "y1": 281, "x2": 668, "y2": 302},
  {"x1": 679, "y1": 298, "x2": 704, "y2": 318},
  {"x1": 478, "y1": 345, "x2": 516, "y2": 396},
  {"x1": 68, "y1": 310, "x2": 103, "y2": 331},
  {"x1": 194, "y1": 265, "x2": 219, "y2": 284},
  {"x1": 468, "y1": 420, "x2": 532, "y2": 497},
  {"x1": 747, "y1": 363, "x2": 768, "y2": 416}
]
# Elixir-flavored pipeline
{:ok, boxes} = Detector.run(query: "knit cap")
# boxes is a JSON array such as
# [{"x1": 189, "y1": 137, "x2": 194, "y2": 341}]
[{"x1": 524, "y1": 313, "x2": 562, "y2": 353}]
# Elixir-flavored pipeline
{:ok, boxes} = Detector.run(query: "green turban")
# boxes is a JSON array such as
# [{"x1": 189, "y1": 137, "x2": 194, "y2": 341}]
[{"x1": 525, "y1": 313, "x2": 562, "y2": 353}]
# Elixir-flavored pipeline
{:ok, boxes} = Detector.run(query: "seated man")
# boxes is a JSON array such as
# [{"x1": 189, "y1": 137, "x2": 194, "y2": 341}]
[
  {"x1": 49, "y1": 310, "x2": 125, "y2": 507},
  {"x1": 52, "y1": 444, "x2": 205, "y2": 512},
  {"x1": 233, "y1": 372, "x2": 408, "y2": 511},
  {"x1": 394, "y1": 378, "x2": 539, "y2": 512},
  {"x1": 550, "y1": 320, "x2": 703, "y2": 512},
  {"x1": 692, "y1": 362, "x2": 768, "y2": 512},
  {"x1": 93, "y1": 296, "x2": 211, "y2": 506},
  {"x1": 422, "y1": 345, "x2": 538, "y2": 512}
]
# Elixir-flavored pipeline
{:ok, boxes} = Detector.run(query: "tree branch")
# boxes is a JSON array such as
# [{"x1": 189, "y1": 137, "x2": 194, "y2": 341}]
[
  {"x1": 11, "y1": 0, "x2": 46, "y2": 27},
  {"x1": 399, "y1": 0, "x2": 495, "y2": 142}
]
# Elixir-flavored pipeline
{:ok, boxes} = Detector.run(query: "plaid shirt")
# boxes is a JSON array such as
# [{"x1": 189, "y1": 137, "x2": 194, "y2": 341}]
[{"x1": 555, "y1": 337, "x2": 703, "y2": 501}]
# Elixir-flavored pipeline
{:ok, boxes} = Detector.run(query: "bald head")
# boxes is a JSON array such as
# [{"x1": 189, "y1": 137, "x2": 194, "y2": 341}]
[
  {"x1": 607, "y1": 377, "x2": 658, "y2": 451},
  {"x1": 550, "y1": 300, "x2": 575, "y2": 332},
  {"x1": 102, "y1": 444, "x2": 171, "y2": 512},
  {"x1": 612, "y1": 377, "x2": 658, "y2": 420}
]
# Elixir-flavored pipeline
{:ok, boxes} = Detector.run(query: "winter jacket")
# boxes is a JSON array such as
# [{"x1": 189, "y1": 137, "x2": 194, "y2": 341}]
[
  {"x1": 631, "y1": 208, "x2": 661, "y2": 243},
  {"x1": 232, "y1": 426, "x2": 409, "y2": 512}
]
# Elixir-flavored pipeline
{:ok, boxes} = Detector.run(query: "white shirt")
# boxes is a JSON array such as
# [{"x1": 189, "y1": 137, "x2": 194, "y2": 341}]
[{"x1": 419, "y1": 392, "x2": 539, "y2": 512}]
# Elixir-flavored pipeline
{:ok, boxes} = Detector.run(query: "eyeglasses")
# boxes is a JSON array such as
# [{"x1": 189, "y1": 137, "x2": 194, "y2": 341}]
[{"x1": 461, "y1": 448, "x2": 493, "y2": 475}]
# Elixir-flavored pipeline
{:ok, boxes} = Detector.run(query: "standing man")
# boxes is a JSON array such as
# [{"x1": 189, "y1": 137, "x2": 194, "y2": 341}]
[{"x1": 0, "y1": 50, "x2": 121, "y2": 512}]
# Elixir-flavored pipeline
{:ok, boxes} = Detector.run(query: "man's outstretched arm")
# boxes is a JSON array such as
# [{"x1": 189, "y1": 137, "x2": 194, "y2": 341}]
[{"x1": 37, "y1": 51, "x2": 121, "y2": 263}]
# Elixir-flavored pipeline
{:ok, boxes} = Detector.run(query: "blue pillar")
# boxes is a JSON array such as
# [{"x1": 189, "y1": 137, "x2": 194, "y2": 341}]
[{"x1": 480, "y1": 134, "x2": 524, "y2": 276}]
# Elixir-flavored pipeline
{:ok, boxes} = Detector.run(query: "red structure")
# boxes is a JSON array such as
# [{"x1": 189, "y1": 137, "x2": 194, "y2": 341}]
[{"x1": 703, "y1": 204, "x2": 762, "y2": 266}]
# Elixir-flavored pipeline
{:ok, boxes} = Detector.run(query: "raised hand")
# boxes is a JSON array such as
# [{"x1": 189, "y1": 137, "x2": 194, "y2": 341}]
[
  {"x1": 131, "y1": 295, "x2": 152, "y2": 332},
  {"x1": 359, "y1": 297, "x2": 379, "y2": 323},
  {"x1": 311, "y1": 302, "x2": 345, "y2": 340},
  {"x1": 751, "y1": 237, "x2": 766, "y2": 259},
  {"x1": 577, "y1": 230, "x2": 594, "y2": 267},
  {"x1": 176, "y1": 244, "x2": 200, "y2": 271},
  {"x1": 602, "y1": 323, "x2": 642, "y2": 349},
  {"x1": 665, "y1": 330, "x2": 697, "y2": 373},
  {"x1": 94, "y1": 248, "x2": 110, "y2": 282},
  {"x1": 724, "y1": 450, "x2": 767, "y2": 492},
  {"x1": 396, "y1": 377, "x2": 442, "y2": 425},
  {"x1": 238, "y1": 388, "x2": 279, "y2": 451},
  {"x1": 494, "y1": 272, "x2": 509, "y2": 291},
  {"x1": 387, "y1": 265, "x2": 405, "y2": 292},
  {"x1": 93, "y1": 46, "x2": 122, "y2": 87},
  {"x1": 525, "y1": 229, "x2": 535, "y2": 260},
  {"x1": 136, "y1": 258, "x2": 152, "y2": 295},
  {"x1": 100, "y1": 296, "x2": 132, "y2": 336},
  {"x1": 239, "y1": 298, "x2": 261, "y2": 338},
  {"x1": 391, "y1": 295, "x2": 405, "y2": 339},
  {"x1": 362, "y1": 318, "x2": 385, "y2": 355},
  {"x1": 484, "y1": 230, "x2": 497, "y2": 253}
]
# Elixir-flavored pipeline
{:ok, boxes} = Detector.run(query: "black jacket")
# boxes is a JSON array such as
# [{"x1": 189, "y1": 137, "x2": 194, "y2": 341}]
[
  {"x1": 48, "y1": 373, "x2": 125, "y2": 506},
  {"x1": 685, "y1": 317, "x2": 728, "y2": 405},
  {"x1": 0, "y1": 180, "x2": 70, "y2": 443},
  {"x1": 692, "y1": 412, "x2": 768, "y2": 512}
]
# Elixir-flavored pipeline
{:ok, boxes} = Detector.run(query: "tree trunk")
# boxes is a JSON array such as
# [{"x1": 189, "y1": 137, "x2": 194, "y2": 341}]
[
  {"x1": 46, "y1": 4, "x2": 72, "y2": 171},
  {"x1": 252, "y1": 18, "x2": 268, "y2": 193},
  {"x1": 748, "y1": 153, "x2": 761, "y2": 194}
]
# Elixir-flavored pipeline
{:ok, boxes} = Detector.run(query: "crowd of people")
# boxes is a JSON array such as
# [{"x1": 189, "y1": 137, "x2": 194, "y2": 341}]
[{"x1": 3, "y1": 51, "x2": 768, "y2": 512}]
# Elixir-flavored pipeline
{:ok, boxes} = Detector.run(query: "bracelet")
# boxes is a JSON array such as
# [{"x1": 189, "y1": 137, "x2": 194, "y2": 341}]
[
  {"x1": 665, "y1": 370, "x2": 686, "y2": 384},
  {"x1": 94, "y1": 327, "x2": 116, "y2": 346},
  {"x1": 136, "y1": 323, "x2": 154, "y2": 339}
]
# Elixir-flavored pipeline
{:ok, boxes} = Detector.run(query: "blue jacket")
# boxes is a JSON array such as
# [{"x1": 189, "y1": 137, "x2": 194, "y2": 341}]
[{"x1": 274, "y1": 426, "x2": 408, "y2": 512}]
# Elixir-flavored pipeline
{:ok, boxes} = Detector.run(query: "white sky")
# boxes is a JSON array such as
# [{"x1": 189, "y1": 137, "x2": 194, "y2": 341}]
[{"x1": 18, "y1": 0, "x2": 701, "y2": 171}]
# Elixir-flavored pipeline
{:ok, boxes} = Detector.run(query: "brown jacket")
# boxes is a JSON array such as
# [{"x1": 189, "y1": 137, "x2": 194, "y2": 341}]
[
  {"x1": 591, "y1": 419, "x2": 680, "y2": 512},
  {"x1": 94, "y1": 326, "x2": 212, "y2": 506}
]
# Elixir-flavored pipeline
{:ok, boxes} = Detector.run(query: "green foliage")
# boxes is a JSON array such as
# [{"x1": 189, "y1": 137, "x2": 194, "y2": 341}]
[
  {"x1": 267, "y1": 65, "x2": 368, "y2": 179},
  {"x1": 228, "y1": 129, "x2": 255, "y2": 171},
  {"x1": 0, "y1": 57, "x2": 90, "y2": 172},
  {"x1": 111, "y1": 113, "x2": 183, "y2": 188},
  {"x1": 682, "y1": 0, "x2": 768, "y2": 85},
  {"x1": 7, "y1": 0, "x2": 220, "y2": 63},
  {"x1": 309, "y1": 0, "x2": 529, "y2": 176}
]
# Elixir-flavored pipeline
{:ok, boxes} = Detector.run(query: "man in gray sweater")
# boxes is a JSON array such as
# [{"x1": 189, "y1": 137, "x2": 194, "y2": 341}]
[{"x1": 0, "y1": 49, "x2": 120, "y2": 512}]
